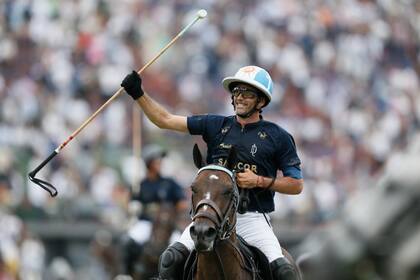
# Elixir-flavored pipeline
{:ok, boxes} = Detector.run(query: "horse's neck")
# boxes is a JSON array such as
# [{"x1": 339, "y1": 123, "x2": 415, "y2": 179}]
[{"x1": 196, "y1": 234, "x2": 247, "y2": 280}]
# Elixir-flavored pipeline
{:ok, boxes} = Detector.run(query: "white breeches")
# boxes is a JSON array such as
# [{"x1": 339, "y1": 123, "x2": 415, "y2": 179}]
[{"x1": 177, "y1": 212, "x2": 284, "y2": 262}]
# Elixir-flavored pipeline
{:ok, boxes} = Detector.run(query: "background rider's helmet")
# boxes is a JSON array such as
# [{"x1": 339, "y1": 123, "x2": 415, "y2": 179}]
[
  {"x1": 222, "y1": 66, "x2": 273, "y2": 107},
  {"x1": 142, "y1": 144, "x2": 167, "y2": 168}
]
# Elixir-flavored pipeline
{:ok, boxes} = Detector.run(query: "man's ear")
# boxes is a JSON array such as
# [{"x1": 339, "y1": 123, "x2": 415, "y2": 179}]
[{"x1": 256, "y1": 97, "x2": 266, "y2": 109}]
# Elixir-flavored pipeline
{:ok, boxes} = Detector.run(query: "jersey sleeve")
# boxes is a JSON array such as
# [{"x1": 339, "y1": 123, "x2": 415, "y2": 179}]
[
  {"x1": 187, "y1": 114, "x2": 226, "y2": 143},
  {"x1": 276, "y1": 131, "x2": 302, "y2": 172}
]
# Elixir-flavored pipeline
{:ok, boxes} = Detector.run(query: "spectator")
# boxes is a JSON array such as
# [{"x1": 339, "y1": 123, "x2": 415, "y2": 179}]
[{"x1": 121, "y1": 144, "x2": 187, "y2": 276}]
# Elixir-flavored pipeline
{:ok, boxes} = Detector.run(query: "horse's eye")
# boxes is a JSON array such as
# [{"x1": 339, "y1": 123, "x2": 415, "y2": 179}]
[{"x1": 191, "y1": 186, "x2": 198, "y2": 194}]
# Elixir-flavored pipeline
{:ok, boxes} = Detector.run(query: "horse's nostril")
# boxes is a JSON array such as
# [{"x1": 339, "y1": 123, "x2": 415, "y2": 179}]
[
  {"x1": 190, "y1": 223, "x2": 216, "y2": 241},
  {"x1": 206, "y1": 227, "x2": 217, "y2": 239},
  {"x1": 190, "y1": 225, "x2": 197, "y2": 237}
]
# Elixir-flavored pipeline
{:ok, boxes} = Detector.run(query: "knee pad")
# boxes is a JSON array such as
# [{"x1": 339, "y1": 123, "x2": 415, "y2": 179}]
[
  {"x1": 158, "y1": 242, "x2": 190, "y2": 279},
  {"x1": 270, "y1": 257, "x2": 298, "y2": 280}
]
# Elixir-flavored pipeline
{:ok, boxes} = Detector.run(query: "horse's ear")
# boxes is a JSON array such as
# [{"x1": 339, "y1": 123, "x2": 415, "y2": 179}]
[
  {"x1": 225, "y1": 146, "x2": 237, "y2": 170},
  {"x1": 193, "y1": 144, "x2": 204, "y2": 169}
]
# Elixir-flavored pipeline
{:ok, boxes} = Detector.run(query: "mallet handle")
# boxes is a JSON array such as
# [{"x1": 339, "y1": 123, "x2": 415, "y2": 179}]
[
  {"x1": 56, "y1": 14, "x2": 203, "y2": 153},
  {"x1": 28, "y1": 11, "x2": 206, "y2": 197}
]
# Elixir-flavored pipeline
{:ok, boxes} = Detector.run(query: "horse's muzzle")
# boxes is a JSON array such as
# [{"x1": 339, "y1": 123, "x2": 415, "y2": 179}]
[{"x1": 190, "y1": 222, "x2": 217, "y2": 251}]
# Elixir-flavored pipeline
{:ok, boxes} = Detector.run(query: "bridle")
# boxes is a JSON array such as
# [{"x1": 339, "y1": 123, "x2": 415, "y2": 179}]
[
  {"x1": 189, "y1": 165, "x2": 257, "y2": 280},
  {"x1": 190, "y1": 165, "x2": 240, "y2": 240}
]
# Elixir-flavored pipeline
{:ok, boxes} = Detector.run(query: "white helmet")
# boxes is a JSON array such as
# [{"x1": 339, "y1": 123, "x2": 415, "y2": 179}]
[{"x1": 222, "y1": 66, "x2": 273, "y2": 106}]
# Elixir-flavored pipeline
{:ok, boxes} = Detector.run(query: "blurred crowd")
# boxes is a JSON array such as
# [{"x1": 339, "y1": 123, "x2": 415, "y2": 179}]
[{"x1": 0, "y1": 0, "x2": 419, "y2": 279}]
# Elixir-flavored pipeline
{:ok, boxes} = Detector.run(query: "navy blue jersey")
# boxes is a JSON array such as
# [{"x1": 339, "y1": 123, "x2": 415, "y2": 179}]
[
  {"x1": 187, "y1": 114, "x2": 302, "y2": 212},
  {"x1": 134, "y1": 176, "x2": 185, "y2": 220}
]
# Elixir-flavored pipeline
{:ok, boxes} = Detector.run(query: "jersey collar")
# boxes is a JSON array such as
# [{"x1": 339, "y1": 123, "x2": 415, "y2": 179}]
[{"x1": 233, "y1": 115, "x2": 264, "y2": 129}]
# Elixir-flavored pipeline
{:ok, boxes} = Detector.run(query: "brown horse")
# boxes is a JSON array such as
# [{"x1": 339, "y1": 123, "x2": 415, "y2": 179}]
[{"x1": 187, "y1": 144, "x2": 302, "y2": 280}]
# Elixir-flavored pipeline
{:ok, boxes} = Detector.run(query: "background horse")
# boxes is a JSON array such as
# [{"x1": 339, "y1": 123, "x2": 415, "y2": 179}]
[
  {"x1": 126, "y1": 203, "x2": 178, "y2": 280},
  {"x1": 187, "y1": 144, "x2": 302, "y2": 280}
]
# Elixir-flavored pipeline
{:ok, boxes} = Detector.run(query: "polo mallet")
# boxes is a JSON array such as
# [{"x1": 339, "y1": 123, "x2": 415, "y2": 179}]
[
  {"x1": 28, "y1": 9, "x2": 208, "y2": 197},
  {"x1": 131, "y1": 105, "x2": 142, "y2": 195}
]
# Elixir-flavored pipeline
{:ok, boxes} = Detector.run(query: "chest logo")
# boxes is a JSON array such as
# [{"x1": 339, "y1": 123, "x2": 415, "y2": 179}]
[
  {"x1": 258, "y1": 131, "x2": 267, "y2": 139},
  {"x1": 250, "y1": 144, "x2": 257, "y2": 157},
  {"x1": 221, "y1": 127, "x2": 229, "y2": 134}
]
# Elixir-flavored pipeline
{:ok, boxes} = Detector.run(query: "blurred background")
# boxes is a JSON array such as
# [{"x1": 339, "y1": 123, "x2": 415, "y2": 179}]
[{"x1": 0, "y1": 0, "x2": 419, "y2": 279}]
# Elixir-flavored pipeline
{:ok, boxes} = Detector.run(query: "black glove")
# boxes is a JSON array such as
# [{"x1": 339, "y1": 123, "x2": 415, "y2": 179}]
[{"x1": 121, "y1": 71, "x2": 144, "y2": 100}]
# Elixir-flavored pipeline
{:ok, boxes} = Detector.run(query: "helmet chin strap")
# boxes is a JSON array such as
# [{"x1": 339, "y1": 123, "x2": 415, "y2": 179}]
[
  {"x1": 233, "y1": 96, "x2": 263, "y2": 119},
  {"x1": 236, "y1": 105, "x2": 259, "y2": 118}
]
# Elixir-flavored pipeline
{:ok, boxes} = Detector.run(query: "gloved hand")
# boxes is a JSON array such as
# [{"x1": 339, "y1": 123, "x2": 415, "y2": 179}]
[{"x1": 121, "y1": 71, "x2": 144, "y2": 100}]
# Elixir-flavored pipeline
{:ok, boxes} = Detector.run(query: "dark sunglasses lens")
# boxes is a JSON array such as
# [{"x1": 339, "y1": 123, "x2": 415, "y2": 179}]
[
  {"x1": 232, "y1": 87, "x2": 257, "y2": 98},
  {"x1": 243, "y1": 92, "x2": 257, "y2": 98}
]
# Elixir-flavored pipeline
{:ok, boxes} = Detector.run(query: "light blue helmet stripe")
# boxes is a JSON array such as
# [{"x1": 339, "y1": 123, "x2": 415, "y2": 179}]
[{"x1": 254, "y1": 70, "x2": 273, "y2": 95}]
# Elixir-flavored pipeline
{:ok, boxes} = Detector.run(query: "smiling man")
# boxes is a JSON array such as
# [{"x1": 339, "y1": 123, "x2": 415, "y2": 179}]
[{"x1": 121, "y1": 65, "x2": 304, "y2": 280}]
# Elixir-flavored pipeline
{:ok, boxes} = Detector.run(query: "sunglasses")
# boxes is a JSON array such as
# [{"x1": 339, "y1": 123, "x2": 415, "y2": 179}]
[{"x1": 231, "y1": 86, "x2": 259, "y2": 99}]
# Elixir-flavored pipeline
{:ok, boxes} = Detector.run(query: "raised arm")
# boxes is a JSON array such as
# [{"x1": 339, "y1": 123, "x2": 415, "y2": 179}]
[
  {"x1": 122, "y1": 71, "x2": 188, "y2": 133},
  {"x1": 136, "y1": 93, "x2": 188, "y2": 132}
]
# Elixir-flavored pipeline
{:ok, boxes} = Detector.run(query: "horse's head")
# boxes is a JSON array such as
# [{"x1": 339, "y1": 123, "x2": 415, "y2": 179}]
[{"x1": 189, "y1": 144, "x2": 239, "y2": 252}]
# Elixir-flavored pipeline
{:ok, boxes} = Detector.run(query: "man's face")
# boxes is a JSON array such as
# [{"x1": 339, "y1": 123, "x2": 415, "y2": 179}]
[
  {"x1": 232, "y1": 84, "x2": 264, "y2": 117},
  {"x1": 148, "y1": 158, "x2": 162, "y2": 173}
]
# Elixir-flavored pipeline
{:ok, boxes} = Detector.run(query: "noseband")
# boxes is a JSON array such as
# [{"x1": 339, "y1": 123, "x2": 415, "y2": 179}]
[{"x1": 191, "y1": 165, "x2": 239, "y2": 240}]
